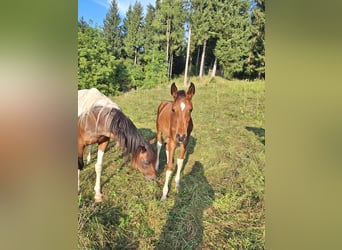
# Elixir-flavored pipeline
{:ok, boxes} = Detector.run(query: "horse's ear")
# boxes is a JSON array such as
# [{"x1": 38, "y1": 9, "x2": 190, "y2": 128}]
[
  {"x1": 149, "y1": 137, "x2": 156, "y2": 144},
  {"x1": 187, "y1": 82, "x2": 195, "y2": 99},
  {"x1": 171, "y1": 82, "x2": 178, "y2": 99}
]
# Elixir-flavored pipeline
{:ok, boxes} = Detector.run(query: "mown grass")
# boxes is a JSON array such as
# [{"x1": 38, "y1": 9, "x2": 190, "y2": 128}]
[{"x1": 78, "y1": 76, "x2": 265, "y2": 249}]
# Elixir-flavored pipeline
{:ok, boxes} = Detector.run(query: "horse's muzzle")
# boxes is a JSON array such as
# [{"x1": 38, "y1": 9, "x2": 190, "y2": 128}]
[
  {"x1": 176, "y1": 133, "x2": 187, "y2": 143},
  {"x1": 145, "y1": 174, "x2": 157, "y2": 182}
]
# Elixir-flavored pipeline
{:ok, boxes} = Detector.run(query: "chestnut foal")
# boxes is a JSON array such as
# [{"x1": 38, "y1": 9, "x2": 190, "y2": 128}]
[{"x1": 155, "y1": 82, "x2": 195, "y2": 200}]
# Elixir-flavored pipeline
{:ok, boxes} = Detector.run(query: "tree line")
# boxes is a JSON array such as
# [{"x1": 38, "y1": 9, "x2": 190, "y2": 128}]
[{"x1": 78, "y1": 0, "x2": 265, "y2": 95}]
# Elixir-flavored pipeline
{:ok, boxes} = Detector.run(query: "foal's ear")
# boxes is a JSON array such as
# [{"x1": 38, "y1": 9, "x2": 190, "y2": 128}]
[
  {"x1": 187, "y1": 82, "x2": 195, "y2": 99},
  {"x1": 171, "y1": 82, "x2": 178, "y2": 99}
]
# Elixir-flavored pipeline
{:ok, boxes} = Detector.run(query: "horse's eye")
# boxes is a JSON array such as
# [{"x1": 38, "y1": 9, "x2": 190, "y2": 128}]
[{"x1": 172, "y1": 108, "x2": 175, "y2": 112}]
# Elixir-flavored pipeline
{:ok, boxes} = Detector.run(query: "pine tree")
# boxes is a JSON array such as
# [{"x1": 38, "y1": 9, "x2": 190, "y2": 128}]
[
  {"x1": 191, "y1": 0, "x2": 214, "y2": 79},
  {"x1": 153, "y1": 0, "x2": 185, "y2": 80},
  {"x1": 213, "y1": 0, "x2": 251, "y2": 79},
  {"x1": 122, "y1": 1, "x2": 144, "y2": 65},
  {"x1": 245, "y1": 0, "x2": 265, "y2": 79},
  {"x1": 78, "y1": 16, "x2": 89, "y2": 32},
  {"x1": 142, "y1": 4, "x2": 156, "y2": 57},
  {"x1": 103, "y1": 0, "x2": 122, "y2": 57}
]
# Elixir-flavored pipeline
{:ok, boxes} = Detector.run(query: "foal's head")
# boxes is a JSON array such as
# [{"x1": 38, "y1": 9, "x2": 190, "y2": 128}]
[{"x1": 170, "y1": 82, "x2": 195, "y2": 144}]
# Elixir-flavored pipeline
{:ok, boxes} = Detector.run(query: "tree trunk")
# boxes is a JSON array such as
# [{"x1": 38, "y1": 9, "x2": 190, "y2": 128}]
[
  {"x1": 211, "y1": 57, "x2": 217, "y2": 78},
  {"x1": 134, "y1": 48, "x2": 137, "y2": 65},
  {"x1": 183, "y1": 24, "x2": 191, "y2": 86},
  {"x1": 199, "y1": 39, "x2": 207, "y2": 79},
  {"x1": 169, "y1": 53, "x2": 173, "y2": 80},
  {"x1": 166, "y1": 18, "x2": 170, "y2": 79},
  {"x1": 166, "y1": 18, "x2": 170, "y2": 63},
  {"x1": 196, "y1": 46, "x2": 200, "y2": 74}
]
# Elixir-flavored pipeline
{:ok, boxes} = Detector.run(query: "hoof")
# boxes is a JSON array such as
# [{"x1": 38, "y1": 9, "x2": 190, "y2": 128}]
[
  {"x1": 160, "y1": 195, "x2": 167, "y2": 201},
  {"x1": 94, "y1": 195, "x2": 103, "y2": 202}
]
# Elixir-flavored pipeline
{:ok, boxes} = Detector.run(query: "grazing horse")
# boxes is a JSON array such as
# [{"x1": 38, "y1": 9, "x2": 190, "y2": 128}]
[
  {"x1": 155, "y1": 82, "x2": 195, "y2": 200},
  {"x1": 78, "y1": 88, "x2": 121, "y2": 164},
  {"x1": 78, "y1": 88, "x2": 157, "y2": 202}
]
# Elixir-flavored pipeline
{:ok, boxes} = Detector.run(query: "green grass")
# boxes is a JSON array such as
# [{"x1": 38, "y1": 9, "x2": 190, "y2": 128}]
[{"x1": 78, "y1": 76, "x2": 265, "y2": 249}]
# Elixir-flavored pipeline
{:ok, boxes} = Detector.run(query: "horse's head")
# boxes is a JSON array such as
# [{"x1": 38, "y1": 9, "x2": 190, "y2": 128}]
[
  {"x1": 170, "y1": 82, "x2": 195, "y2": 144},
  {"x1": 132, "y1": 143, "x2": 157, "y2": 181}
]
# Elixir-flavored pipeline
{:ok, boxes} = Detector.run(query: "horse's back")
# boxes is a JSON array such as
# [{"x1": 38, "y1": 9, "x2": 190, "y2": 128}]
[{"x1": 78, "y1": 88, "x2": 120, "y2": 117}]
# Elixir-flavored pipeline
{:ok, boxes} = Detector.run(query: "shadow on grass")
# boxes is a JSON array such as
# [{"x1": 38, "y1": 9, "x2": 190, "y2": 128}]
[
  {"x1": 78, "y1": 201, "x2": 139, "y2": 249},
  {"x1": 155, "y1": 161, "x2": 215, "y2": 249},
  {"x1": 154, "y1": 135, "x2": 197, "y2": 174},
  {"x1": 245, "y1": 126, "x2": 265, "y2": 145}
]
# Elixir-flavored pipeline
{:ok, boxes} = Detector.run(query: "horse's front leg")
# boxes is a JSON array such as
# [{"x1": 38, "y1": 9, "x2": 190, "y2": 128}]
[
  {"x1": 78, "y1": 143, "x2": 85, "y2": 193},
  {"x1": 161, "y1": 141, "x2": 175, "y2": 201},
  {"x1": 94, "y1": 140, "x2": 109, "y2": 202},
  {"x1": 175, "y1": 143, "x2": 186, "y2": 190},
  {"x1": 86, "y1": 144, "x2": 92, "y2": 164},
  {"x1": 155, "y1": 131, "x2": 163, "y2": 171}
]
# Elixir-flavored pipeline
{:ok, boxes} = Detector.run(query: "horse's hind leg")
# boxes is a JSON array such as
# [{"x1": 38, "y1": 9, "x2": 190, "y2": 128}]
[{"x1": 94, "y1": 140, "x2": 109, "y2": 202}]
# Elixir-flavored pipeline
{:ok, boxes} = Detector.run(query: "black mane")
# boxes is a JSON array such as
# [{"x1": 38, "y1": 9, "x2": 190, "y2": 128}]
[{"x1": 109, "y1": 108, "x2": 155, "y2": 159}]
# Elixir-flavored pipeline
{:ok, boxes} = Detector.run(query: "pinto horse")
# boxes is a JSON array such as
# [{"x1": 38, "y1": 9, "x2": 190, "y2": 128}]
[
  {"x1": 155, "y1": 82, "x2": 195, "y2": 200},
  {"x1": 78, "y1": 88, "x2": 157, "y2": 202}
]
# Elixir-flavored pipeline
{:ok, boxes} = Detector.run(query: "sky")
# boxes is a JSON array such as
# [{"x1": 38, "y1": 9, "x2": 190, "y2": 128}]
[{"x1": 78, "y1": 0, "x2": 155, "y2": 27}]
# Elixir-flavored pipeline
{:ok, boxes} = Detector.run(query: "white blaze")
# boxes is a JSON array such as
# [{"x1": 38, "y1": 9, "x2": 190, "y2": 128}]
[{"x1": 180, "y1": 102, "x2": 185, "y2": 111}]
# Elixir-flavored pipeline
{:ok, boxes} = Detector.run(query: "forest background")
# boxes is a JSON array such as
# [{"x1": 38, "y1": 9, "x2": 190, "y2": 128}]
[{"x1": 78, "y1": 0, "x2": 265, "y2": 94}]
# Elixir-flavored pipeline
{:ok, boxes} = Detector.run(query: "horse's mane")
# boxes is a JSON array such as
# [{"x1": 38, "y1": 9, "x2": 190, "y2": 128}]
[{"x1": 109, "y1": 109, "x2": 155, "y2": 160}]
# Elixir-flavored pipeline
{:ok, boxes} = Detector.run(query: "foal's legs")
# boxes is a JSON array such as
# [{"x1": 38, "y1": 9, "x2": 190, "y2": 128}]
[
  {"x1": 155, "y1": 130, "x2": 163, "y2": 171},
  {"x1": 175, "y1": 143, "x2": 186, "y2": 189},
  {"x1": 155, "y1": 141, "x2": 162, "y2": 171},
  {"x1": 161, "y1": 141, "x2": 176, "y2": 201},
  {"x1": 94, "y1": 140, "x2": 109, "y2": 202}
]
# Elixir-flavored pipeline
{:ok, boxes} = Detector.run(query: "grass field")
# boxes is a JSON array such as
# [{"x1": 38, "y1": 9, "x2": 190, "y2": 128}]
[{"x1": 78, "y1": 76, "x2": 265, "y2": 249}]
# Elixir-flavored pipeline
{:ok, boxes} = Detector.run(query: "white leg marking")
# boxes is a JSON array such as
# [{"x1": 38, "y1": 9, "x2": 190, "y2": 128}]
[
  {"x1": 155, "y1": 142, "x2": 162, "y2": 171},
  {"x1": 180, "y1": 102, "x2": 185, "y2": 111},
  {"x1": 78, "y1": 169, "x2": 80, "y2": 192},
  {"x1": 166, "y1": 150, "x2": 169, "y2": 164},
  {"x1": 94, "y1": 149, "x2": 104, "y2": 200},
  {"x1": 175, "y1": 158, "x2": 184, "y2": 189},
  {"x1": 86, "y1": 145, "x2": 92, "y2": 164},
  {"x1": 161, "y1": 170, "x2": 172, "y2": 201}
]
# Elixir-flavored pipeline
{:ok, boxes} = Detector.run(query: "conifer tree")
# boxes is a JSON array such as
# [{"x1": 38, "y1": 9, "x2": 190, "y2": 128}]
[
  {"x1": 245, "y1": 0, "x2": 265, "y2": 79},
  {"x1": 142, "y1": 4, "x2": 156, "y2": 57},
  {"x1": 213, "y1": 0, "x2": 251, "y2": 79},
  {"x1": 191, "y1": 0, "x2": 214, "y2": 79},
  {"x1": 103, "y1": 0, "x2": 122, "y2": 57},
  {"x1": 122, "y1": 1, "x2": 144, "y2": 65},
  {"x1": 153, "y1": 0, "x2": 185, "y2": 80}
]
